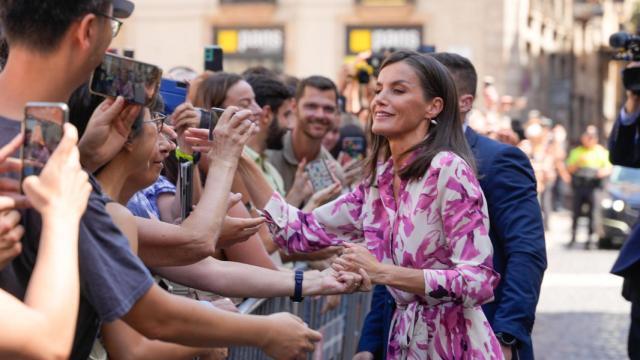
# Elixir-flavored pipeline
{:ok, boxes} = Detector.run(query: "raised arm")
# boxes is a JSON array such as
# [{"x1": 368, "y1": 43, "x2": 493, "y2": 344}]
[
  {"x1": 168, "y1": 102, "x2": 206, "y2": 219},
  {"x1": 137, "y1": 108, "x2": 262, "y2": 266},
  {"x1": 0, "y1": 125, "x2": 92, "y2": 359}
]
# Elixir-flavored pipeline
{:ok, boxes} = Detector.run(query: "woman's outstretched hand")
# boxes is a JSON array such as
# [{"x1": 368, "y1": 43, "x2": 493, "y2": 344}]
[
  {"x1": 306, "y1": 266, "x2": 372, "y2": 296},
  {"x1": 331, "y1": 242, "x2": 382, "y2": 284}
]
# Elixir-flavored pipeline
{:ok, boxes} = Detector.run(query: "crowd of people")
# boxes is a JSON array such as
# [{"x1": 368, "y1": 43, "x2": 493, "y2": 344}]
[
  {"x1": 2, "y1": 1, "x2": 640, "y2": 360},
  {"x1": 448, "y1": 75, "x2": 613, "y2": 250}
]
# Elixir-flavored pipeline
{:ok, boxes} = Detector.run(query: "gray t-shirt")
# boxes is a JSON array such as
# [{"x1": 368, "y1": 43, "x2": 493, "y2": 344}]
[{"x1": 0, "y1": 116, "x2": 154, "y2": 360}]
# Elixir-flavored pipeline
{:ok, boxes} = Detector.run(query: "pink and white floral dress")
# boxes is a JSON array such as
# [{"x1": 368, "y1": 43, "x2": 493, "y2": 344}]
[{"x1": 264, "y1": 151, "x2": 504, "y2": 360}]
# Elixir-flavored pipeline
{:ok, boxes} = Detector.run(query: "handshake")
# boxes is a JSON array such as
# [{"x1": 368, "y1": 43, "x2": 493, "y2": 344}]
[{"x1": 301, "y1": 242, "x2": 382, "y2": 297}]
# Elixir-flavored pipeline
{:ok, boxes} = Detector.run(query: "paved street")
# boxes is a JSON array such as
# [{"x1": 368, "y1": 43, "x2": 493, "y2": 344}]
[{"x1": 533, "y1": 210, "x2": 630, "y2": 360}]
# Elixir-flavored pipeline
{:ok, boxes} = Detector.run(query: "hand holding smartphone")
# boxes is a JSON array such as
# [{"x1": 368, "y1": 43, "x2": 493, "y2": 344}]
[
  {"x1": 197, "y1": 107, "x2": 225, "y2": 141},
  {"x1": 21, "y1": 102, "x2": 68, "y2": 182},
  {"x1": 204, "y1": 46, "x2": 223, "y2": 72},
  {"x1": 305, "y1": 159, "x2": 336, "y2": 193}
]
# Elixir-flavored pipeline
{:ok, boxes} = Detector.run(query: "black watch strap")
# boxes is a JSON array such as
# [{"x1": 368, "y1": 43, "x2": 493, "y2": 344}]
[{"x1": 290, "y1": 270, "x2": 304, "y2": 302}]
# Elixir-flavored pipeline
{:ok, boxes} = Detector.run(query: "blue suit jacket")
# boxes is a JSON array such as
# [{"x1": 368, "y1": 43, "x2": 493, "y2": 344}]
[
  {"x1": 357, "y1": 128, "x2": 547, "y2": 360},
  {"x1": 609, "y1": 114, "x2": 640, "y2": 277}
]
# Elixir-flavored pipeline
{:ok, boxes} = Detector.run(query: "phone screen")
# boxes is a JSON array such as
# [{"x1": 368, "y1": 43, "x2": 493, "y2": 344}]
[
  {"x1": 305, "y1": 159, "x2": 335, "y2": 192},
  {"x1": 21, "y1": 102, "x2": 68, "y2": 180},
  {"x1": 341, "y1": 136, "x2": 366, "y2": 161},
  {"x1": 90, "y1": 53, "x2": 162, "y2": 105}
]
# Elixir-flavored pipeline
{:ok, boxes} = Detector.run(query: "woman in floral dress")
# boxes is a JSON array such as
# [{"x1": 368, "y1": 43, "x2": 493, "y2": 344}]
[{"x1": 242, "y1": 50, "x2": 503, "y2": 360}]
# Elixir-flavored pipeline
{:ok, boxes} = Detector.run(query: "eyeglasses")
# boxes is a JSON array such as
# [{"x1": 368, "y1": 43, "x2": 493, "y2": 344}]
[
  {"x1": 144, "y1": 112, "x2": 167, "y2": 134},
  {"x1": 94, "y1": 12, "x2": 123, "y2": 38}
]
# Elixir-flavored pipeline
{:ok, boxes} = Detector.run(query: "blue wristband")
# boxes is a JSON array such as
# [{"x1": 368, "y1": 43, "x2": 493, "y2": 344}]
[{"x1": 290, "y1": 270, "x2": 304, "y2": 302}]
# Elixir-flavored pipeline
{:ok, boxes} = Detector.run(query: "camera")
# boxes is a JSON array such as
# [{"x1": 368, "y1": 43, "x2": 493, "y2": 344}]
[
  {"x1": 354, "y1": 49, "x2": 390, "y2": 84},
  {"x1": 610, "y1": 32, "x2": 640, "y2": 61},
  {"x1": 610, "y1": 32, "x2": 640, "y2": 93}
]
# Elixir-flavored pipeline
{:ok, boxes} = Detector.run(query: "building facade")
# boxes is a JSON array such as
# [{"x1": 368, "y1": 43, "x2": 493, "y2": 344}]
[
  {"x1": 570, "y1": 0, "x2": 628, "y2": 142},
  {"x1": 112, "y1": 1, "x2": 559, "y2": 91},
  {"x1": 112, "y1": 0, "x2": 628, "y2": 139}
]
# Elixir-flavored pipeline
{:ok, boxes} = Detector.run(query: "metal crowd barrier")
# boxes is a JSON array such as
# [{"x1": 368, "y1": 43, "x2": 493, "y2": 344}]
[{"x1": 228, "y1": 289, "x2": 372, "y2": 360}]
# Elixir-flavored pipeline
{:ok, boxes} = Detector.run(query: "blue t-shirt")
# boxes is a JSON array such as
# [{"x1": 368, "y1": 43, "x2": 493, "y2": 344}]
[{"x1": 0, "y1": 116, "x2": 154, "y2": 360}]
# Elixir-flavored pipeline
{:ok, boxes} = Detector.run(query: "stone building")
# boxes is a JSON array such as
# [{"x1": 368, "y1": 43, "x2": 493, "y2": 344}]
[{"x1": 111, "y1": 0, "x2": 630, "y2": 139}]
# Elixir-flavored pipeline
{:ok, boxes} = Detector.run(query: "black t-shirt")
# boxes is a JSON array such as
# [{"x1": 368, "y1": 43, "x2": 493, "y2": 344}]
[{"x1": 0, "y1": 116, "x2": 154, "y2": 359}]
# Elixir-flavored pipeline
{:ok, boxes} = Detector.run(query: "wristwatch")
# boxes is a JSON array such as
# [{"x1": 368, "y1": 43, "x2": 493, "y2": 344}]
[
  {"x1": 290, "y1": 270, "x2": 304, "y2": 302},
  {"x1": 495, "y1": 332, "x2": 517, "y2": 347}
]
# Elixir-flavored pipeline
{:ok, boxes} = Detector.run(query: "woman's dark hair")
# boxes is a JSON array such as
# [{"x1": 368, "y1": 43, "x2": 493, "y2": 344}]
[
  {"x1": 365, "y1": 50, "x2": 476, "y2": 184},
  {"x1": 192, "y1": 72, "x2": 243, "y2": 109}
]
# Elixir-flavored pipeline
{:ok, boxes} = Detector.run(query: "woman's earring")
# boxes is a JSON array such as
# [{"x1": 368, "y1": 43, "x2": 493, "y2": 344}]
[{"x1": 430, "y1": 119, "x2": 438, "y2": 126}]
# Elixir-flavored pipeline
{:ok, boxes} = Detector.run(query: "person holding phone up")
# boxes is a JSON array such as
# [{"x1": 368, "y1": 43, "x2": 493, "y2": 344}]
[{"x1": 0, "y1": 125, "x2": 92, "y2": 359}]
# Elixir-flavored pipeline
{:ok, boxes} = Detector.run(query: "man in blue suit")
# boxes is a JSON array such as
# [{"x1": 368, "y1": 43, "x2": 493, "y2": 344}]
[
  {"x1": 354, "y1": 53, "x2": 547, "y2": 360},
  {"x1": 609, "y1": 86, "x2": 640, "y2": 360}
]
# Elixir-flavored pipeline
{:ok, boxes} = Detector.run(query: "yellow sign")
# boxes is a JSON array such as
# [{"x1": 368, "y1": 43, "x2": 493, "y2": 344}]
[
  {"x1": 217, "y1": 30, "x2": 238, "y2": 54},
  {"x1": 346, "y1": 26, "x2": 422, "y2": 55},
  {"x1": 349, "y1": 29, "x2": 371, "y2": 54},
  {"x1": 214, "y1": 27, "x2": 284, "y2": 58}
]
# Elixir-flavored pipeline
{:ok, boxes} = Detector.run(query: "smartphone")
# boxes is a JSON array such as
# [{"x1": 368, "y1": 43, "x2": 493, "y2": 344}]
[
  {"x1": 195, "y1": 107, "x2": 225, "y2": 141},
  {"x1": 204, "y1": 45, "x2": 223, "y2": 72},
  {"x1": 89, "y1": 53, "x2": 163, "y2": 106},
  {"x1": 305, "y1": 159, "x2": 335, "y2": 192},
  {"x1": 20, "y1": 102, "x2": 68, "y2": 182},
  {"x1": 179, "y1": 161, "x2": 194, "y2": 221},
  {"x1": 160, "y1": 78, "x2": 189, "y2": 114},
  {"x1": 341, "y1": 136, "x2": 366, "y2": 161}
]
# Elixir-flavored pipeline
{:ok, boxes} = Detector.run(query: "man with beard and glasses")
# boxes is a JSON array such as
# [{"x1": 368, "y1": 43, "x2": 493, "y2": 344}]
[
  {"x1": 266, "y1": 76, "x2": 346, "y2": 202},
  {"x1": 244, "y1": 75, "x2": 294, "y2": 196}
]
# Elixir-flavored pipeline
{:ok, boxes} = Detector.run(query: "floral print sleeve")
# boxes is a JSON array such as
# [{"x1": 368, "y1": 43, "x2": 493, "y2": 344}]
[
  {"x1": 422, "y1": 153, "x2": 500, "y2": 307},
  {"x1": 263, "y1": 184, "x2": 365, "y2": 254}
]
